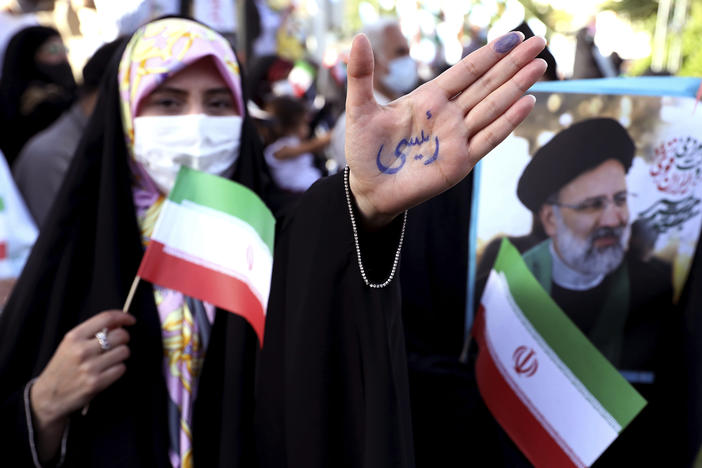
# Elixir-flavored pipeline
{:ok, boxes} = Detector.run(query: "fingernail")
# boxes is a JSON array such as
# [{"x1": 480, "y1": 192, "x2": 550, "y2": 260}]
[{"x1": 494, "y1": 32, "x2": 521, "y2": 54}]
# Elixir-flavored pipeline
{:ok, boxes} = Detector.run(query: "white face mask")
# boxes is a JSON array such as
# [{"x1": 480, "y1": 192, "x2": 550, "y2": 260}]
[
  {"x1": 381, "y1": 55, "x2": 418, "y2": 96},
  {"x1": 133, "y1": 114, "x2": 243, "y2": 194}
]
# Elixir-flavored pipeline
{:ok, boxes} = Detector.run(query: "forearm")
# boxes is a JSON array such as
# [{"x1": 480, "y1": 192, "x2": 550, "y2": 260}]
[
  {"x1": 0, "y1": 381, "x2": 70, "y2": 467},
  {"x1": 29, "y1": 378, "x2": 70, "y2": 465}
]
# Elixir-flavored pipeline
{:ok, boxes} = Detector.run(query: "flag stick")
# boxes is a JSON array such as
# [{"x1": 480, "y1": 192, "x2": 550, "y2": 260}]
[{"x1": 123, "y1": 275, "x2": 140, "y2": 313}]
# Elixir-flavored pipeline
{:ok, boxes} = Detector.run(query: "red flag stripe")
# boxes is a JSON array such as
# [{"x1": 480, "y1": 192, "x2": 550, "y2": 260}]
[
  {"x1": 138, "y1": 241, "x2": 265, "y2": 345},
  {"x1": 0, "y1": 242, "x2": 6, "y2": 260},
  {"x1": 473, "y1": 306, "x2": 582, "y2": 468}
]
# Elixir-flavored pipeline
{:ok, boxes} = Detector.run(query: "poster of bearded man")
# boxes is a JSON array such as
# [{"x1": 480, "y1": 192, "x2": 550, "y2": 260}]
[{"x1": 468, "y1": 77, "x2": 702, "y2": 467}]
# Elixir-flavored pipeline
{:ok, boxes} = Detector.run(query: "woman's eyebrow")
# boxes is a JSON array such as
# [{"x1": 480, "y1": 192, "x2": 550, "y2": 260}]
[
  {"x1": 149, "y1": 87, "x2": 188, "y2": 97},
  {"x1": 204, "y1": 87, "x2": 233, "y2": 96}
]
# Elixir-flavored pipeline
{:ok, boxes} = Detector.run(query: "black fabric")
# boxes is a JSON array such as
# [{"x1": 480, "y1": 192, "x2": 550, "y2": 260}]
[
  {"x1": 511, "y1": 22, "x2": 558, "y2": 81},
  {"x1": 399, "y1": 176, "x2": 500, "y2": 468},
  {"x1": 0, "y1": 35, "x2": 278, "y2": 467},
  {"x1": 516, "y1": 118, "x2": 635, "y2": 212},
  {"x1": 0, "y1": 25, "x2": 76, "y2": 164},
  {"x1": 680, "y1": 227, "x2": 702, "y2": 464},
  {"x1": 81, "y1": 39, "x2": 125, "y2": 93},
  {"x1": 35, "y1": 62, "x2": 75, "y2": 90},
  {"x1": 551, "y1": 279, "x2": 609, "y2": 334},
  {"x1": 256, "y1": 173, "x2": 415, "y2": 468},
  {"x1": 401, "y1": 176, "x2": 472, "y2": 357}
]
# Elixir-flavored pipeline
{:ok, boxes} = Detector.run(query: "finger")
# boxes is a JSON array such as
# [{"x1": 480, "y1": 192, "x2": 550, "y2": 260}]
[
  {"x1": 467, "y1": 94, "x2": 537, "y2": 161},
  {"x1": 90, "y1": 327, "x2": 130, "y2": 354},
  {"x1": 346, "y1": 33, "x2": 377, "y2": 118},
  {"x1": 456, "y1": 36, "x2": 546, "y2": 112},
  {"x1": 85, "y1": 327, "x2": 131, "y2": 357},
  {"x1": 465, "y1": 58, "x2": 547, "y2": 137},
  {"x1": 106, "y1": 327, "x2": 130, "y2": 348},
  {"x1": 433, "y1": 31, "x2": 525, "y2": 98},
  {"x1": 93, "y1": 344, "x2": 130, "y2": 373},
  {"x1": 93, "y1": 363, "x2": 127, "y2": 394},
  {"x1": 73, "y1": 310, "x2": 136, "y2": 339}
]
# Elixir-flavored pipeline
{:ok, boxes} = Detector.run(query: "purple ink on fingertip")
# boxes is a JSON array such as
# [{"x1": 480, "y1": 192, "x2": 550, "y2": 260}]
[{"x1": 494, "y1": 32, "x2": 521, "y2": 54}]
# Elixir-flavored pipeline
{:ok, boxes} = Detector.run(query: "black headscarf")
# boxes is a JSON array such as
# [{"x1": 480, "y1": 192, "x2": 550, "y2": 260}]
[
  {"x1": 0, "y1": 25, "x2": 76, "y2": 164},
  {"x1": 0, "y1": 18, "x2": 278, "y2": 467}
]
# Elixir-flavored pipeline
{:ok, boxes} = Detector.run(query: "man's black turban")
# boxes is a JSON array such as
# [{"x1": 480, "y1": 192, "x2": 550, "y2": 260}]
[{"x1": 517, "y1": 117, "x2": 635, "y2": 212}]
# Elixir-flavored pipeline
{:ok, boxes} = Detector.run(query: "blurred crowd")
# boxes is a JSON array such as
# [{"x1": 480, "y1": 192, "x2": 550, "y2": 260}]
[
  {"x1": 1, "y1": 0, "x2": 583, "y2": 304},
  {"x1": 0, "y1": 1, "x2": 700, "y2": 467}
]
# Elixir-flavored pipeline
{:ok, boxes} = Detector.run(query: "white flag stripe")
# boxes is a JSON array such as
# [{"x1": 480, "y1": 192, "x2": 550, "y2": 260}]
[
  {"x1": 485, "y1": 330, "x2": 586, "y2": 468},
  {"x1": 482, "y1": 271, "x2": 619, "y2": 467},
  {"x1": 180, "y1": 199, "x2": 272, "y2": 254},
  {"x1": 499, "y1": 274, "x2": 621, "y2": 433},
  {"x1": 161, "y1": 244, "x2": 267, "y2": 308},
  {"x1": 152, "y1": 199, "x2": 273, "y2": 306}
]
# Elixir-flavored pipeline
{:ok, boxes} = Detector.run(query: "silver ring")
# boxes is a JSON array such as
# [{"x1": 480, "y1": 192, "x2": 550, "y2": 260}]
[{"x1": 95, "y1": 328, "x2": 110, "y2": 352}]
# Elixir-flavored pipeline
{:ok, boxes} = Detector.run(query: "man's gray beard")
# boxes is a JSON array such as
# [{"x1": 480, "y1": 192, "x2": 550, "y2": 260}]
[{"x1": 552, "y1": 207, "x2": 628, "y2": 276}]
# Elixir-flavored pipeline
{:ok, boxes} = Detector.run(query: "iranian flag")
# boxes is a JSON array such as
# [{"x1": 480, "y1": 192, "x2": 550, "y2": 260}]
[
  {"x1": 137, "y1": 167, "x2": 275, "y2": 344},
  {"x1": 473, "y1": 239, "x2": 646, "y2": 467}
]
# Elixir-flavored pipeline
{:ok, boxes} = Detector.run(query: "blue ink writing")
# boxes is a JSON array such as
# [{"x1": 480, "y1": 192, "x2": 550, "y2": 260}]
[
  {"x1": 424, "y1": 136, "x2": 439, "y2": 165},
  {"x1": 376, "y1": 144, "x2": 406, "y2": 174},
  {"x1": 377, "y1": 130, "x2": 439, "y2": 174},
  {"x1": 406, "y1": 130, "x2": 430, "y2": 147},
  {"x1": 426, "y1": 110, "x2": 432, "y2": 119}
]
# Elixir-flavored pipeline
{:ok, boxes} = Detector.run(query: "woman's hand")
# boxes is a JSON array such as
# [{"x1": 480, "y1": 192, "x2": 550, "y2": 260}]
[
  {"x1": 30, "y1": 310, "x2": 135, "y2": 462},
  {"x1": 345, "y1": 32, "x2": 547, "y2": 228}
]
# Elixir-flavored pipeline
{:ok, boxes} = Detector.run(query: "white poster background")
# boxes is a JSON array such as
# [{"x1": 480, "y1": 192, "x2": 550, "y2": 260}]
[{"x1": 193, "y1": 0, "x2": 237, "y2": 32}]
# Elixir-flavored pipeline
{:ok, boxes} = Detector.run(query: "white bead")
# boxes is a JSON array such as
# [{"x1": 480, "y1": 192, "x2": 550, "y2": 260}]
[{"x1": 344, "y1": 166, "x2": 407, "y2": 289}]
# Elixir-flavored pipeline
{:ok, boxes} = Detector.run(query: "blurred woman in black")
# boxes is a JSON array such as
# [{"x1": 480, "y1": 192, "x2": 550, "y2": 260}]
[{"x1": 0, "y1": 25, "x2": 76, "y2": 164}]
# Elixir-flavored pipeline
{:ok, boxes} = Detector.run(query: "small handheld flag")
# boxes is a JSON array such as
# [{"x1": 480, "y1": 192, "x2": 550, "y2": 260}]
[
  {"x1": 473, "y1": 239, "x2": 646, "y2": 468},
  {"x1": 136, "y1": 166, "x2": 275, "y2": 345}
]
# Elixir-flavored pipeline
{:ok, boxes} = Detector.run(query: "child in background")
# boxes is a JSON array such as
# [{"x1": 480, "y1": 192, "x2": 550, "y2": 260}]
[{"x1": 264, "y1": 95, "x2": 329, "y2": 193}]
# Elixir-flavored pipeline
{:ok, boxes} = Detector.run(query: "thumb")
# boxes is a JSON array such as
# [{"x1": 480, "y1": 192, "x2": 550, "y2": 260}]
[{"x1": 346, "y1": 33, "x2": 377, "y2": 117}]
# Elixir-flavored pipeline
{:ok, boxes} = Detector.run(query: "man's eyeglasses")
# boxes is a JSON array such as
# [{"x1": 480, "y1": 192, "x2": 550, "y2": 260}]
[
  {"x1": 549, "y1": 191, "x2": 631, "y2": 214},
  {"x1": 38, "y1": 43, "x2": 69, "y2": 57}
]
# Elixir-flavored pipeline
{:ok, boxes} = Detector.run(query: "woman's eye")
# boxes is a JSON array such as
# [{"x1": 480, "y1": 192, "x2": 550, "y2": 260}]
[
  {"x1": 156, "y1": 98, "x2": 182, "y2": 109},
  {"x1": 139, "y1": 95, "x2": 185, "y2": 115},
  {"x1": 206, "y1": 99, "x2": 236, "y2": 114}
]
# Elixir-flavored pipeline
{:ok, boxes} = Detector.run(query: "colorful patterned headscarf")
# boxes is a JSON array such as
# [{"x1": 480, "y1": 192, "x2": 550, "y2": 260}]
[
  {"x1": 118, "y1": 17, "x2": 243, "y2": 153},
  {"x1": 117, "y1": 18, "x2": 243, "y2": 468}
]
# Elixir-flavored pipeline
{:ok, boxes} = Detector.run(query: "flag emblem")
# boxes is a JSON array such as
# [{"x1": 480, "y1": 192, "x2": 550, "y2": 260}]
[{"x1": 513, "y1": 346, "x2": 538, "y2": 377}]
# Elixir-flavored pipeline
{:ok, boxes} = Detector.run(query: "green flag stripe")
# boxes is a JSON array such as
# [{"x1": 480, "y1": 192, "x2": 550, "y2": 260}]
[
  {"x1": 169, "y1": 167, "x2": 275, "y2": 253},
  {"x1": 0, "y1": 196, "x2": 4, "y2": 211},
  {"x1": 493, "y1": 239, "x2": 646, "y2": 429}
]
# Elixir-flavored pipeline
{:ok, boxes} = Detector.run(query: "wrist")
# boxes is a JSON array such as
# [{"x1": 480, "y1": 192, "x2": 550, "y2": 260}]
[
  {"x1": 27, "y1": 378, "x2": 70, "y2": 465},
  {"x1": 30, "y1": 377, "x2": 68, "y2": 430},
  {"x1": 348, "y1": 169, "x2": 397, "y2": 230}
]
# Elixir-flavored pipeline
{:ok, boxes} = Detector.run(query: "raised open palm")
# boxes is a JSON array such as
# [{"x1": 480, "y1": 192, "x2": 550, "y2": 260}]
[{"x1": 345, "y1": 32, "x2": 547, "y2": 227}]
